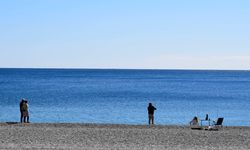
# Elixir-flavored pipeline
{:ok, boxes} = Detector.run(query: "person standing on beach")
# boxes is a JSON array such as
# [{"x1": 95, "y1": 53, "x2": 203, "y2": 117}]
[
  {"x1": 22, "y1": 100, "x2": 30, "y2": 123},
  {"x1": 148, "y1": 103, "x2": 156, "y2": 125},
  {"x1": 19, "y1": 99, "x2": 25, "y2": 123}
]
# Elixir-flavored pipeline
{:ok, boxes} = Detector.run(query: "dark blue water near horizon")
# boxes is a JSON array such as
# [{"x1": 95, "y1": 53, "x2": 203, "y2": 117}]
[{"x1": 0, "y1": 68, "x2": 250, "y2": 126}]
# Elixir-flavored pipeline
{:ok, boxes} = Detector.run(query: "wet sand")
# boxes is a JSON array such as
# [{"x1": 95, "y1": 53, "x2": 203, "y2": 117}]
[{"x1": 0, "y1": 123, "x2": 249, "y2": 150}]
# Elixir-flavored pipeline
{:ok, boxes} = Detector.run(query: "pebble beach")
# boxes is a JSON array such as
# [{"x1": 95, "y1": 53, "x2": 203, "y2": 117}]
[{"x1": 0, "y1": 123, "x2": 249, "y2": 150}]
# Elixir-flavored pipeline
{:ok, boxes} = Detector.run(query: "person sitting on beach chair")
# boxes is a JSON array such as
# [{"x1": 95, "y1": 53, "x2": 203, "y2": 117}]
[
  {"x1": 190, "y1": 116, "x2": 199, "y2": 126},
  {"x1": 190, "y1": 116, "x2": 202, "y2": 130}
]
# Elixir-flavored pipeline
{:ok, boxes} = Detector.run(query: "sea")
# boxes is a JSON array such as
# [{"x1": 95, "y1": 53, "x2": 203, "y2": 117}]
[{"x1": 0, "y1": 68, "x2": 250, "y2": 126}]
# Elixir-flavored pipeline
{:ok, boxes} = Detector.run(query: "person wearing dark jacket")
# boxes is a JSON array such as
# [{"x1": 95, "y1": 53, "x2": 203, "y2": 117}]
[
  {"x1": 147, "y1": 103, "x2": 156, "y2": 125},
  {"x1": 19, "y1": 99, "x2": 25, "y2": 123}
]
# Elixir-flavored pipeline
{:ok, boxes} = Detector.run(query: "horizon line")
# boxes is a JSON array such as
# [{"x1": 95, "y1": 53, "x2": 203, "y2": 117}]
[{"x1": 0, "y1": 67, "x2": 249, "y2": 71}]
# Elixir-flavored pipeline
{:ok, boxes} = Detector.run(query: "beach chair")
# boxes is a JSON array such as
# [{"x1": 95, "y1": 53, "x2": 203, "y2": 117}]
[
  {"x1": 213, "y1": 118, "x2": 224, "y2": 128},
  {"x1": 205, "y1": 118, "x2": 224, "y2": 131}
]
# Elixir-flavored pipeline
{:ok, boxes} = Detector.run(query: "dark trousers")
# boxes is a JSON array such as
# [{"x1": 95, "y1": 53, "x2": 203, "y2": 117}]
[
  {"x1": 24, "y1": 116, "x2": 29, "y2": 123},
  {"x1": 148, "y1": 114, "x2": 154, "y2": 125},
  {"x1": 21, "y1": 111, "x2": 29, "y2": 123},
  {"x1": 20, "y1": 111, "x2": 23, "y2": 123}
]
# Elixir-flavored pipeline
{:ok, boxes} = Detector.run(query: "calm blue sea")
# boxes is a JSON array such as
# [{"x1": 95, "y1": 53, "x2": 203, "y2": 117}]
[{"x1": 0, "y1": 68, "x2": 250, "y2": 126}]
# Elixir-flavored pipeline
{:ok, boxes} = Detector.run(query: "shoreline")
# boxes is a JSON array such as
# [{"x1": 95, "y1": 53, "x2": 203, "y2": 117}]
[
  {"x1": 1, "y1": 122, "x2": 250, "y2": 150},
  {"x1": 2, "y1": 121, "x2": 250, "y2": 127}
]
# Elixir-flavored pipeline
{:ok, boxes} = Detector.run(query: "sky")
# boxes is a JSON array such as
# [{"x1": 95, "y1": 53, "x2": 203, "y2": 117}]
[{"x1": 0, "y1": 0, "x2": 250, "y2": 70}]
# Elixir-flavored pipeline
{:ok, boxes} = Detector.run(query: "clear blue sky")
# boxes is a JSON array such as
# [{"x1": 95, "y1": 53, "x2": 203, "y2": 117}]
[{"x1": 0, "y1": 0, "x2": 249, "y2": 70}]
